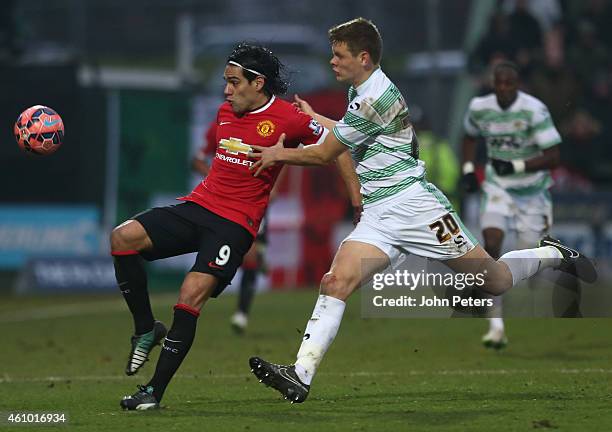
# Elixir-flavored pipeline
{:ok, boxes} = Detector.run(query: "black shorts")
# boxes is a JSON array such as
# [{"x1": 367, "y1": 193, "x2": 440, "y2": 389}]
[{"x1": 133, "y1": 201, "x2": 254, "y2": 297}]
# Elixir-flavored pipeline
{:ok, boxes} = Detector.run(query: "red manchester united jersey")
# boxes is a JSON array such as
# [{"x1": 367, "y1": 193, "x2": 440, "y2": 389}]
[{"x1": 180, "y1": 96, "x2": 326, "y2": 236}]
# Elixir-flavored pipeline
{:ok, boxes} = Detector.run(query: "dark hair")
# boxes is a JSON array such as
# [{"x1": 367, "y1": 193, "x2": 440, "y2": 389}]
[
  {"x1": 328, "y1": 17, "x2": 383, "y2": 65},
  {"x1": 494, "y1": 61, "x2": 519, "y2": 78},
  {"x1": 227, "y1": 43, "x2": 289, "y2": 96}
]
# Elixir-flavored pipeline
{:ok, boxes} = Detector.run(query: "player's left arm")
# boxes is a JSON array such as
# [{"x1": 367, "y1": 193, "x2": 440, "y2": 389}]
[
  {"x1": 335, "y1": 150, "x2": 363, "y2": 224},
  {"x1": 524, "y1": 145, "x2": 560, "y2": 171},
  {"x1": 491, "y1": 145, "x2": 561, "y2": 176},
  {"x1": 250, "y1": 130, "x2": 348, "y2": 176}
]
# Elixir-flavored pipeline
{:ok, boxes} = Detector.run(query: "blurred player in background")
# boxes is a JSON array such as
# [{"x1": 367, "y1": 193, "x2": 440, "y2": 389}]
[
  {"x1": 110, "y1": 42, "x2": 361, "y2": 410},
  {"x1": 461, "y1": 61, "x2": 561, "y2": 349},
  {"x1": 247, "y1": 18, "x2": 594, "y2": 404},
  {"x1": 192, "y1": 124, "x2": 284, "y2": 334}
]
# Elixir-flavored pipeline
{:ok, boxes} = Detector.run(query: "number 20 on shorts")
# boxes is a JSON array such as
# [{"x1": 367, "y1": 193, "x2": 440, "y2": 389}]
[{"x1": 429, "y1": 213, "x2": 460, "y2": 244}]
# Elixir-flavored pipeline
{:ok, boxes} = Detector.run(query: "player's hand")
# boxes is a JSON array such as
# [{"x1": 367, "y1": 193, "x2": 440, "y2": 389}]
[
  {"x1": 461, "y1": 172, "x2": 479, "y2": 193},
  {"x1": 249, "y1": 133, "x2": 286, "y2": 177},
  {"x1": 293, "y1": 94, "x2": 315, "y2": 117},
  {"x1": 491, "y1": 158, "x2": 516, "y2": 176},
  {"x1": 352, "y1": 204, "x2": 363, "y2": 226}
]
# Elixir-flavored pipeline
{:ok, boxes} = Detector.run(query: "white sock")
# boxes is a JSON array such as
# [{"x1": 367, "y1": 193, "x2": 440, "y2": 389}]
[
  {"x1": 486, "y1": 294, "x2": 503, "y2": 320},
  {"x1": 491, "y1": 293, "x2": 503, "y2": 310},
  {"x1": 488, "y1": 317, "x2": 504, "y2": 332},
  {"x1": 499, "y1": 246, "x2": 562, "y2": 286},
  {"x1": 294, "y1": 295, "x2": 346, "y2": 385}
]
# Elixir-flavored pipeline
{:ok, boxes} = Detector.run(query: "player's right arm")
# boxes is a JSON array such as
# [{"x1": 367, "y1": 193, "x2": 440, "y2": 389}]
[
  {"x1": 191, "y1": 120, "x2": 218, "y2": 176},
  {"x1": 461, "y1": 134, "x2": 478, "y2": 172},
  {"x1": 460, "y1": 135, "x2": 479, "y2": 193},
  {"x1": 191, "y1": 153, "x2": 211, "y2": 176},
  {"x1": 461, "y1": 100, "x2": 480, "y2": 193}
]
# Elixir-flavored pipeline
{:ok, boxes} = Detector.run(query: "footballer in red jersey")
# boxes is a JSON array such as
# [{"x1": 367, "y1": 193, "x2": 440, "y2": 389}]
[
  {"x1": 180, "y1": 95, "x2": 325, "y2": 237},
  {"x1": 110, "y1": 43, "x2": 360, "y2": 411},
  {"x1": 190, "y1": 118, "x2": 287, "y2": 335}
]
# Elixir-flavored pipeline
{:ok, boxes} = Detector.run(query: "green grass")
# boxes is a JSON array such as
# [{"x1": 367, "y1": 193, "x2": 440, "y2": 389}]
[{"x1": 1, "y1": 290, "x2": 611, "y2": 431}]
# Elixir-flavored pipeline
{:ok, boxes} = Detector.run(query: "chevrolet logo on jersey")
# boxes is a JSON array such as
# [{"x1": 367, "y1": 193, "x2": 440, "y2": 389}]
[{"x1": 219, "y1": 137, "x2": 252, "y2": 155}]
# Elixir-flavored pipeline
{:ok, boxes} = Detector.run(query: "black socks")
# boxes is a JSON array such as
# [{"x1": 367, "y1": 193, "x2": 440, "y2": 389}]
[
  {"x1": 147, "y1": 305, "x2": 199, "y2": 401},
  {"x1": 113, "y1": 252, "x2": 155, "y2": 335}
]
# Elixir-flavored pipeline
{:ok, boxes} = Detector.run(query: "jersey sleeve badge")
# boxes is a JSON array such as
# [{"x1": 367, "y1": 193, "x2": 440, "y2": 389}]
[{"x1": 308, "y1": 119, "x2": 323, "y2": 136}]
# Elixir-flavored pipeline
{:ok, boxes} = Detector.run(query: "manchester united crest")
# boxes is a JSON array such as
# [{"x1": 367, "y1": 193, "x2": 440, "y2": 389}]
[{"x1": 256, "y1": 120, "x2": 275, "y2": 137}]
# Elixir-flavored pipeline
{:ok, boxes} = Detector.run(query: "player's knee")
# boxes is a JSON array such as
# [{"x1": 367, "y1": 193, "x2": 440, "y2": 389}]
[
  {"x1": 110, "y1": 221, "x2": 146, "y2": 252},
  {"x1": 110, "y1": 226, "x2": 126, "y2": 252},
  {"x1": 320, "y1": 271, "x2": 355, "y2": 301},
  {"x1": 480, "y1": 280, "x2": 504, "y2": 297},
  {"x1": 479, "y1": 263, "x2": 513, "y2": 296},
  {"x1": 178, "y1": 273, "x2": 216, "y2": 310}
]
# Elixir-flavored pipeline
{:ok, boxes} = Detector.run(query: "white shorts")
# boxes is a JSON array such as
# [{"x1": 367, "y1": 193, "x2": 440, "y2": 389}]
[
  {"x1": 481, "y1": 181, "x2": 552, "y2": 243},
  {"x1": 343, "y1": 180, "x2": 478, "y2": 264}
]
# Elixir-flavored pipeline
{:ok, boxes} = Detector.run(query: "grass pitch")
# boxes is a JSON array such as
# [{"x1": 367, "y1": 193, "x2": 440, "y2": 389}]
[{"x1": 1, "y1": 290, "x2": 611, "y2": 431}]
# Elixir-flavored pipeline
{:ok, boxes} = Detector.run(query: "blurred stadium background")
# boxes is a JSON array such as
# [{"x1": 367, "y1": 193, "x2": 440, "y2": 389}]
[
  {"x1": 1, "y1": 0, "x2": 612, "y2": 429},
  {"x1": 2, "y1": 0, "x2": 611, "y2": 294}
]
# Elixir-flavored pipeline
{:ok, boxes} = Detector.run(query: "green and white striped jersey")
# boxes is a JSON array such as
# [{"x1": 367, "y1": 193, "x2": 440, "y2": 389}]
[
  {"x1": 332, "y1": 68, "x2": 424, "y2": 206},
  {"x1": 464, "y1": 91, "x2": 561, "y2": 195}
]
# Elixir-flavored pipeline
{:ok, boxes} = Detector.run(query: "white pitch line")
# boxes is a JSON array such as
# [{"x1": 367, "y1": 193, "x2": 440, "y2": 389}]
[
  {"x1": 0, "y1": 295, "x2": 178, "y2": 324},
  {"x1": 0, "y1": 301, "x2": 126, "y2": 323},
  {"x1": 2, "y1": 369, "x2": 612, "y2": 384}
]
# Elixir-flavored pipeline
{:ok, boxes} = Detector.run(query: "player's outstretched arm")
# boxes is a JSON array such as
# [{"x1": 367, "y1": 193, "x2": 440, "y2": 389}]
[
  {"x1": 250, "y1": 132, "x2": 347, "y2": 177},
  {"x1": 293, "y1": 94, "x2": 337, "y2": 131}
]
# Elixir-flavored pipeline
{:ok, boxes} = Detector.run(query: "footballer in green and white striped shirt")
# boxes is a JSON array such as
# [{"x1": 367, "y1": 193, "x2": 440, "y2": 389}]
[
  {"x1": 248, "y1": 20, "x2": 595, "y2": 404},
  {"x1": 461, "y1": 61, "x2": 562, "y2": 350}
]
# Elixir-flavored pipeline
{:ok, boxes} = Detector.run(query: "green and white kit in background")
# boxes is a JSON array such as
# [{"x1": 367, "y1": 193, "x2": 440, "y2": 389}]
[
  {"x1": 464, "y1": 91, "x2": 562, "y2": 243},
  {"x1": 333, "y1": 68, "x2": 477, "y2": 262}
]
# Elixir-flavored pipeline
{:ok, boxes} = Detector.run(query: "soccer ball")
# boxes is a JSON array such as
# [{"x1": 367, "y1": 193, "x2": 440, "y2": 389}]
[{"x1": 13, "y1": 105, "x2": 64, "y2": 155}]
